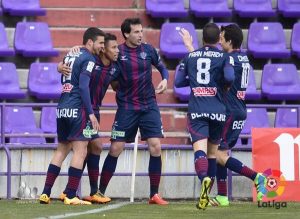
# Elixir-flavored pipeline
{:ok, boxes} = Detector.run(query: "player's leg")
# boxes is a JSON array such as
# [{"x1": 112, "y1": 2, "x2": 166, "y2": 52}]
[
  {"x1": 140, "y1": 106, "x2": 167, "y2": 205},
  {"x1": 208, "y1": 114, "x2": 233, "y2": 207},
  {"x1": 39, "y1": 142, "x2": 72, "y2": 204},
  {"x1": 64, "y1": 140, "x2": 91, "y2": 205},
  {"x1": 40, "y1": 116, "x2": 72, "y2": 204},
  {"x1": 63, "y1": 108, "x2": 97, "y2": 205},
  {"x1": 207, "y1": 141, "x2": 218, "y2": 192},
  {"x1": 83, "y1": 138, "x2": 111, "y2": 204},
  {"x1": 99, "y1": 109, "x2": 137, "y2": 196},
  {"x1": 217, "y1": 149, "x2": 267, "y2": 201},
  {"x1": 215, "y1": 113, "x2": 267, "y2": 202},
  {"x1": 187, "y1": 114, "x2": 211, "y2": 210}
]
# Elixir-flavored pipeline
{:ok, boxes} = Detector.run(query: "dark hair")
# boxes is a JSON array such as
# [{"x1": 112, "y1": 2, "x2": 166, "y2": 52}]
[
  {"x1": 203, "y1": 23, "x2": 220, "y2": 45},
  {"x1": 121, "y1": 18, "x2": 142, "y2": 39},
  {"x1": 105, "y1": 33, "x2": 117, "y2": 46},
  {"x1": 82, "y1": 27, "x2": 106, "y2": 45},
  {"x1": 221, "y1": 24, "x2": 243, "y2": 49}
]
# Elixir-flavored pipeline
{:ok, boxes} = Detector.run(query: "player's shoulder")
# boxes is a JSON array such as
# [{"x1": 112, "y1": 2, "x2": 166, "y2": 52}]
[
  {"x1": 79, "y1": 48, "x2": 96, "y2": 62},
  {"x1": 141, "y1": 42, "x2": 155, "y2": 51}
]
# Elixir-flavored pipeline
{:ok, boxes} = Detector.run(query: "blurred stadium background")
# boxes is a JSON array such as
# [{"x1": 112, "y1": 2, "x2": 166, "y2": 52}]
[{"x1": 0, "y1": 0, "x2": 299, "y2": 217}]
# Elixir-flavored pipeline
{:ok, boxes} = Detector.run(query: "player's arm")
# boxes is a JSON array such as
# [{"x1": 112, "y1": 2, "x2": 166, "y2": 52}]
[
  {"x1": 150, "y1": 46, "x2": 169, "y2": 94},
  {"x1": 223, "y1": 56, "x2": 235, "y2": 89},
  {"x1": 109, "y1": 64, "x2": 121, "y2": 92},
  {"x1": 174, "y1": 59, "x2": 189, "y2": 87},
  {"x1": 179, "y1": 28, "x2": 195, "y2": 52},
  {"x1": 79, "y1": 58, "x2": 100, "y2": 131}
]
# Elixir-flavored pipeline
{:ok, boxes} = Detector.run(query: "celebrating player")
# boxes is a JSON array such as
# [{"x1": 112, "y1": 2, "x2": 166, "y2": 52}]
[
  {"x1": 39, "y1": 27, "x2": 105, "y2": 205},
  {"x1": 57, "y1": 33, "x2": 120, "y2": 204},
  {"x1": 98, "y1": 18, "x2": 169, "y2": 205},
  {"x1": 175, "y1": 23, "x2": 235, "y2": 210}
]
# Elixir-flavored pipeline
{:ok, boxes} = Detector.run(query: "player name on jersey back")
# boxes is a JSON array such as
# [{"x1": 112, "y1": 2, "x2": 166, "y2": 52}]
[{"x1": 189, "y1": 50, "x2": 223, "y2": 58}]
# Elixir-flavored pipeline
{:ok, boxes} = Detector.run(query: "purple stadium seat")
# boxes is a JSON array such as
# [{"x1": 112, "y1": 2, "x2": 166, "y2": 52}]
[
  {"x1": 275, "y1": 108, "x2": 298, "y2": 127},
  {"x1": 234, "y1": 0, "x2": 276, "y2": 17},
  {"x1": 2, "y1": 0, "x2": 46, "y2": 16},
  {"x1": 41, "y1": 107, "x2": 57, "y2": 133},
  {"x1": 28, "y1": 63, "x2": 61, "y2": 99},
  {"x1": 0, "y1": 63, "x2": 26, "y2": 99},
  {"x1": 14, "y1": 22, "x2": 58, "y2": 57},
  {"x1": 0, "y1": 23, "x2": 14, "y2": 56},
  {"x1": 190, "y1": 0, "x2": 231, "y2": 17},
  {"x1": 173, "y1": 65, "x2": 190, "y2": 101},
  {"x1": 278, "y1": 0, "x2": 300, "y2": 17},
  {"x1": 291, "y1": 22, "x2": 300, "y2": 58},
  {"x1": 262, "y1": 64, "x2": 300, "y2": 100},
  {"x1": 248, "y1": 22, "x2": 290, "y2": 58},
  {"x1": 5, "y1": 107, "x2": 46, "y2": 144},
  {"x1": 160, "y1": 23, "x2": 198, "y2": 59},
  {"x1": 241, "y1": 108, "x2": 269, "y2": 145},
  {"x1": 146, "y1": 0, "x2": 188, "y2": 18},
  {"x1": 245, "y1": 66, "x2": 261, "y2": 100}
]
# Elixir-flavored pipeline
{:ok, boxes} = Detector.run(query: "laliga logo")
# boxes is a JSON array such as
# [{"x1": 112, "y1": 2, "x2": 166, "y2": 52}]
[
  {"x1": 262, "y1": 168, "x2": 286, "y2": 198},
  {"x1": 257, "y1": 168, "x2": 287, "y2": 209}
]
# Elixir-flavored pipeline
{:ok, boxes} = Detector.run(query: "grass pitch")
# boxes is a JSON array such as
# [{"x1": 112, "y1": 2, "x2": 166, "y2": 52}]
[{"x1": 0, "y1": 199, "x2": 299, "y2": 219}]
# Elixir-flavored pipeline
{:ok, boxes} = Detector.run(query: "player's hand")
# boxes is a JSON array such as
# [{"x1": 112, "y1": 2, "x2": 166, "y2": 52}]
[
  {"x1": 89, "y1": 114, "x2": 100, "y2": 131},
  {"x1": 68, "y1": 45, "x2": 82, "y2": 56},
  {"x1": 110, "y1": 81, "x2": 119, "y2": 92},
  {"x1": 156, "y1": 79, "x2": 168, "y2": 94},
  {"x1": 57, "y1": 61, "x2": 71, "y2": 77},
  {"x1": 179, "y1": 28, "x2": 194, "y2": 52}
]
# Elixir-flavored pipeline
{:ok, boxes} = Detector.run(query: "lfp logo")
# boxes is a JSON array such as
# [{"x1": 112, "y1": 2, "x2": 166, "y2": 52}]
[
  {"x1": 263, "y1": 168, "x2": 286, "y2": 198},
  {"x1": 257, "y1": 168, "x2": 287, "y2": 209}
]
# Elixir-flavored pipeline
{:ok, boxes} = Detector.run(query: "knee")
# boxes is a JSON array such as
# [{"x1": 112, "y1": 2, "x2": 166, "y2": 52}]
[
  {"x1": 74, "y1": 146, "x2": 88, "y2": 160},
  {"x1": 148, "y1": 141, "x2": 161, "y2": 156},
  {"x1": 109, "y1": 142, "x2": 124, "y2": 157}
]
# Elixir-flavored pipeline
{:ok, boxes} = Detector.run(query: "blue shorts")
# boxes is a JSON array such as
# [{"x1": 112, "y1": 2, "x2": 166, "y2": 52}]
[
  {"x1": 187, "y1": 112, "x2": 226, "y2": 144},
  {"x1": 111, "y1": 106, "x2": 164, "y2": 143},
  {"x1": 219, "y1": 111, "x2": 246, "y2": 150},
  {"x1": 56, "y1": 108, "x2": 100, "y2": 142}
]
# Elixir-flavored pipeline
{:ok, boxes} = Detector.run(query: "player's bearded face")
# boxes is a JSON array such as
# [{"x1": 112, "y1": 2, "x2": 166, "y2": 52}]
[
  {"x1": 93, "y1": 36, "x2": 105, "y2": 56},
  {"x1": 127, "y1": 24, "x2": 143, "y2": 46},
  {"x1": 104, "y1": 40, "x2": 119, "y2": 61}
]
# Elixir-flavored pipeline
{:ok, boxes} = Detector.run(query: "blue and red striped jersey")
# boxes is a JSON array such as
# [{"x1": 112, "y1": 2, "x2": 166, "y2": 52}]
[
  {"x1": 115, "y1": 43, "x2": 169, "y2": 110},
  {"x1": 90, "y1": 56, "x2": 120, "y2": 112}
]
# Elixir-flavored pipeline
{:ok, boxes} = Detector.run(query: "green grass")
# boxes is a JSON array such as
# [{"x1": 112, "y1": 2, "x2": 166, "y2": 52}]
[{"x1": 0, "y1": 200, "x2": 299, "y2": 219}]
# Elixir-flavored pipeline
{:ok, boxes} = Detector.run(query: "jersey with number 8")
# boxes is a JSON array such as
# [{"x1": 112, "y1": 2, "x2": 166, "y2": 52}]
[{"x1": 180, "y1": 46, "x2": 233, "y2": 114}]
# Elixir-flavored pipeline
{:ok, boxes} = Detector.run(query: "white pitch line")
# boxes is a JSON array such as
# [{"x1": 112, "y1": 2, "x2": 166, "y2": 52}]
[{"x1": 35, "y1": 202, "x2": 130, "y2": 219}]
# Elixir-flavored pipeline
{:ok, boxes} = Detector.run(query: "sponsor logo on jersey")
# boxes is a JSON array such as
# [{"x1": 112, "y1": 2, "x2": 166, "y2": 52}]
[
  {"x1": 62, "y1": 83, "x2": 73, "y2": 93},
  {"x1": 120, "y1": 55, "x2": 128, "y2": 61},
  {"x1": 86, "y1": 61, "x2": 95, "y2": 72},
  {"x1": 82, "y1": 123, "x2": 98, "y2": 138},
  {"x1": 140, "y1": 52, "x2": 147, "y2": 59},
  {"x1": 192, "y1": 87, "x2": 217, "y2": 96},
  {"x1": 190, "y1": 112, "x2": 226, "y2": 121},
  {"x1": 237, "y1": 91, "x2": 246, "y2": 100},
  {"x1": 111, "y1": 130, "x2": 125, "y2": 139},
  {"x1": 109, "y1": 67, "x2": 116, "y2": 75},
  {"x1": 56, "y1": 108, "x2": 78, "y2": 118}
]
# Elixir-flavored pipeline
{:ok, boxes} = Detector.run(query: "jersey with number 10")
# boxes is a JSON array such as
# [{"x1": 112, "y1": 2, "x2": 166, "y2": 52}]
[
  {"x1": 58, "y1": 48, "x2": 95, "y2": 109},
  {"x1": 180, "y1": 46, "x2": 231, "y2": 114},
  {"x1": 225, "y1": 50, "x2": 250, "y2": 115}
]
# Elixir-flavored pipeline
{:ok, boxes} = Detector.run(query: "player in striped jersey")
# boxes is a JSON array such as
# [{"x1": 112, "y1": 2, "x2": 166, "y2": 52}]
[{"x1": 98, "y1": 18, "x2": 169, "y2": 205}]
